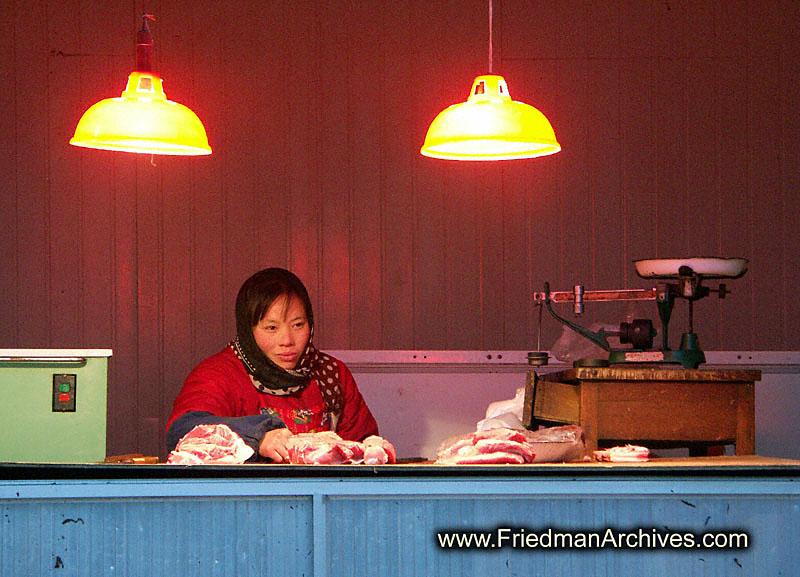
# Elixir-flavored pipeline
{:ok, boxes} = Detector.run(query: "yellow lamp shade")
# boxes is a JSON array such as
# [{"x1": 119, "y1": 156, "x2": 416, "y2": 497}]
[
  {"x1": 421, "y1": 75, "x2": 560, "y2": 161},
  {"x1": 70, "y1": 71, "x2": 212, "y2": 156}
]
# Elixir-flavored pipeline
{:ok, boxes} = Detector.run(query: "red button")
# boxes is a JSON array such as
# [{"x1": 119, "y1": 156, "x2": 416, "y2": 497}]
[{"x1": 59, "y1": 393, "x2": 71, "y2": 402}]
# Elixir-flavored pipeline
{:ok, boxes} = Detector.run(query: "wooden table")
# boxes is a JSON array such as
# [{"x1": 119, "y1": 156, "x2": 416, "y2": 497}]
[{"x1": 523, "y1": 366, "x2": 760, "y2": 455}]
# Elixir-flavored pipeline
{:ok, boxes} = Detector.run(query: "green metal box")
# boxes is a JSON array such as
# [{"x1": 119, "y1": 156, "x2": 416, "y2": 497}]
[{"x1": 0, "y1": 349, "x2": 111, "y2": 463}]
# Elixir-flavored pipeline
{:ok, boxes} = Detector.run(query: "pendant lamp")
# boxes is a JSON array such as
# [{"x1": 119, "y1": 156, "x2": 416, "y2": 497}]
[
  {"x1": 70, "y1": 12, "x2": 211, "y2": 156},
  {"x1": 420, "y1": 1, "x2": 559, "y2": 161}
]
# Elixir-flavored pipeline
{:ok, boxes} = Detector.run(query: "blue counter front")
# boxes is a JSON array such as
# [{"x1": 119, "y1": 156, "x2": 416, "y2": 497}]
[{"x1": 2, "y1": 457, "x2": 799, "y2": 576}]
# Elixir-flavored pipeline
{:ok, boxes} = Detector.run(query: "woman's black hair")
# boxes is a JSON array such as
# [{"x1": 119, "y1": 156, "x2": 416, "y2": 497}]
[{"x1": 235, "y1": 267, "x2": 314, "y2": 332}]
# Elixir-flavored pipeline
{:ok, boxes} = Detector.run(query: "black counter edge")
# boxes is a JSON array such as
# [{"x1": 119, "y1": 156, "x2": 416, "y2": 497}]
[{"x1": 2, "y1": 462, "x2": 800, "y2": 481}]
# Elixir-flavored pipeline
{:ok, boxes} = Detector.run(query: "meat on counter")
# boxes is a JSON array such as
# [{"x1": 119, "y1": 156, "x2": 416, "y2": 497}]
[
  {"x1": 593, "y1": 444, "x2": 650, "y2": 462},
  {"x1": 167, "y1": 424, "x2": 396, "y2": 465},
  {"x1": 435, "y1": 425, "x2": 585, "y2": 465},
  {"x1": 167, "y1": 423, "x2": 255, "y2": 464},
  {"x1": 287, "y1": 431, "x2": 397, "y2": 465}
]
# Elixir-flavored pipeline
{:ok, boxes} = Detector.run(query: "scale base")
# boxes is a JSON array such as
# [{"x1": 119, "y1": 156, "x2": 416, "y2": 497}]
[{"x1": 575, "y1": 333, "x2": 706, "y2": 370}]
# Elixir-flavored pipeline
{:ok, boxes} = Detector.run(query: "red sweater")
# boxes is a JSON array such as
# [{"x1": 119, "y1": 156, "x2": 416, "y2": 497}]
[{"x1": 167, "y1": 346, "x2": 378, "y2": 447}]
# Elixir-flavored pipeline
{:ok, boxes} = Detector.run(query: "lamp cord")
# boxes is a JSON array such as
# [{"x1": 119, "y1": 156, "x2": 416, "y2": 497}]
[
  {"x1": 488, "y1": 0, "x2": 493, "y2": 73},
  {"x1": 137, "y1": 9, "x2": 156, "y2": 71}
]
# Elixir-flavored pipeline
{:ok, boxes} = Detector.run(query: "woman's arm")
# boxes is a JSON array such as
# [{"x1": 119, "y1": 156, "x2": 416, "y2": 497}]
[
  {"x1": 167, "y1": 349, "x2": 290, "y2": 460},
  {"x1": 167, "y1": 411, "x2": 287, "y2": 461}
]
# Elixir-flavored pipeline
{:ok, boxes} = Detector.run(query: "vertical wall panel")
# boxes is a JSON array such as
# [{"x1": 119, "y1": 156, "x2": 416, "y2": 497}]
[
  {"x1": 47, "y1": 3, "x2": 83, "y2": 349},
  {"x1": 195, "y1": 1, "x2": 239, "y2": 361},
  {"x1": 579, "y1": 3, "x2": 630, "y2": 337},
  {"x1": 585, "y1": 60, "x2": 626, "y2": 292},
  {"x1": 285, "y1": 3, "x2": 323, "y2": 343},
  {"x1": 552, "y1": 60, "x2": 600, "y2": 324},
  {"x1": 194, "y1": 2, "x2": 234, "y2": 361},
  {"x1": 442, "y1": 4, "x2": 485, "y2": 346},
  {"x1": 781, "y1": 0, "x2": 800, "y2": 348},
  {"x1": 90, "y1": 2, "x2": 138, "y2": 456},
  {"x1": 318, "y1": 1, "x2": 353, "y2": 348},
  {"x1": 413, "y1": 163, "x2": 449, "y2": 349},
  {"x1": 0, "y1": 0, "x2": 18, "y2": 344},
  {"x1": 652, "y1": 57, "x2": 688, "y2": 262},
  {"x1": 161, "y1": 164, "x2": 193, "y2": 445},
  {"x1": 520, "y1": 158, "x2": 563, "y2": 350},
  {"x1": 477, "y1": 165, "x2": 506, "y2": 349},
  {"x1": 80, "y1": 166, "x2": 115, "y2": 346},
  {"x1": 248, "y1": 1, "x2": 291, "y2": 275},
  {"x1": 746, "y1": 3, "x2": 787, "y2": 351},
  {"x1": 500, "y1": 165, "x2": 535, "y2": 349},
  {"x1": 349, "y1": 4, "x2": 385, "y2": 349},
  {"x1": 14, "y1": 2, "x2": 50, "y2": 346},
  {"x1": 76, "y1": 2, "x2": 124, "y2": 354},
  {"x1": 685, "y1": 56, "x2": 724, "y2": 342},
  {"x1": 160, "y1": 1, "x2": 228, "y2": 447},
  {"x1": 379, "y1": 1, "x2": 417, "y2": 350},
  {"x1": 445, "y1": 166, "x2": 482, "y2": 349},
  {"x1": 717, "y1": 51, "x2": 754, "y2": 351},
  {"x1": 135, "y1": 158, "x2": 164, "y2": 454},
  {"x1": 155, "y1": 1, "x2": 200, "y2": 444},
  {"x1": 107, "y1": 155, "x2": 139, "y2": 457}
]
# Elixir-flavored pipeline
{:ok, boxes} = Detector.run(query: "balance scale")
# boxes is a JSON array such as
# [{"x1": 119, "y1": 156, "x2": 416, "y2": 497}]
[{"x1": 528, "y1": 257, "x2": 748, "y2": 369}]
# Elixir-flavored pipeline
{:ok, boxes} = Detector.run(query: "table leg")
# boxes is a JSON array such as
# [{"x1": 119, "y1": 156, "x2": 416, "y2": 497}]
[
  {"x1": 580, "y1": 382, "x2": 599, "y2": 455},
  {"x1": 736, "y1": 382, "x2": 756, "y2": 455}
]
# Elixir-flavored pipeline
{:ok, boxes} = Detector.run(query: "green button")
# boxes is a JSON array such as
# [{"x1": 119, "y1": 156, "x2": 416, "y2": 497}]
[{"x1": 59, "y1": 383, "x2": 71, "y2": 393}]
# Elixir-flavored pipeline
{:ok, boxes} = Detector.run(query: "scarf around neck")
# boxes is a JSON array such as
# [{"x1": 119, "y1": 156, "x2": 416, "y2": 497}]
[
  {"x1": 232, "y1": 335, "x2": 312, "y2": 394},
  {"x1": 231, "y1": 336, "x2": 344, "y2": 416}
]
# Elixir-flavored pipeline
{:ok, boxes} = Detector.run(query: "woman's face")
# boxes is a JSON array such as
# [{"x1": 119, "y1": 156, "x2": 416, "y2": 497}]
[{"x1": 252, "y1": 293, "x2": 311, "y2": 370}]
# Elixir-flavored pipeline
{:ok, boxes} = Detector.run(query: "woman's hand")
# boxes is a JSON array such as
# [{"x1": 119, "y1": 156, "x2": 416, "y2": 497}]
[{"x1": 259, "y1": 427, "x2": 292, "y2": 462}]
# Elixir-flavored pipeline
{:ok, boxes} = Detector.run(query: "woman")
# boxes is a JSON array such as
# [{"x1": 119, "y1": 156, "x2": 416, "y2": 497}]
[{"x1": 166, "y1": 267, "x2": 378, "y2": 462}]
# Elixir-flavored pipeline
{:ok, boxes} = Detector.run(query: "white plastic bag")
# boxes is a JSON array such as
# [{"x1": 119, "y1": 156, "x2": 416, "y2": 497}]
[{"x1": 476, "y1": 387, "x2": 525, "y2": 431}]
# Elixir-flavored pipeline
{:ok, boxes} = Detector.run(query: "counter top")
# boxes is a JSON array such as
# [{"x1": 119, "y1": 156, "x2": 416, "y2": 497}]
[{"x1": 2, "y1": 455, "x2": 799, "y2": 481}]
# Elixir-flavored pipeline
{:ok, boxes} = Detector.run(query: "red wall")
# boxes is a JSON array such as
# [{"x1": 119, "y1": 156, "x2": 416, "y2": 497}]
[{"x1": 2, "y1": 1, "x2": 799, "y2": 457}]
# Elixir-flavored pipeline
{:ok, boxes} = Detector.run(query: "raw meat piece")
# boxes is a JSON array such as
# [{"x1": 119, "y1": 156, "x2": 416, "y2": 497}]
[
  {"x1": 444, "y1": 451, "x2": 527, "y2": 465},
  {"x1": 286, "y1": 432, "x2": 359, "y2": 465},
  {"x1": 435, "y1": 426, "x2": 587, "y2": 465},
  {"x1": 167, "y1": 424, "x2": 255, "y2": 465},
  {"x1": 308, "y1": 432, "x2": 367, "y2": 462},
  {"x1": 168, "y1": 426, "x2": 398, "y2": 466},
  {"x1": 435, "y1": 437, "x2": 475, "y2": 462},
  {"x1": 286, "y1": 431, "x2": 396, "y2": 465},
  {"x1": 593, "y1": 444, "x2": 650, "y2": 462},
  {"x1": 166, "y1": 451, "x2": 204, "y2": 466},
  {"x1": 287, "y1": 435, "x2": 349, "y2": 465},
  {"x1": 474, "y1": 438, "x2": 536, "y2": 462},
  {"x1": 362, "y1": 435, "x2": 397, "y2": 465},
  {"x1": 338, "y1": 439, "x2": 366, "y2": 463},
  {"x1": 473, "y1": 428, "x2": 529, "y2": 443},
  {"x1": 435, "y1": 427, "x2": 537, "y2": 465}
]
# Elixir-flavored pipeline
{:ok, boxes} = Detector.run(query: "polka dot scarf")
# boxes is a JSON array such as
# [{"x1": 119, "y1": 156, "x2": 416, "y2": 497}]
[{"x1": 304, "y1": 348, "x2": 344, "y2": 417}]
